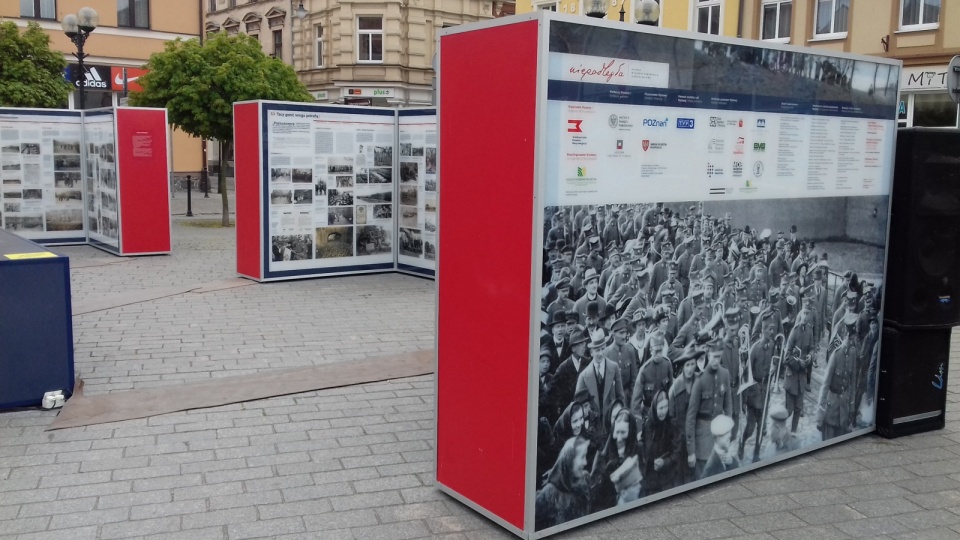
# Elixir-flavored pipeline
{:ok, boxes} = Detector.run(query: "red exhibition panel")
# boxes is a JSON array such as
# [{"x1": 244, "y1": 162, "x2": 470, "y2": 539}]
[
  {"x1": 115, "y1": 108, "x2": 171, "y2": 254},
  {"x1": 436, "y1": 21, "x2": 540, "y2": 530},
  {"x1": 234, "y1": 102, "x2": 262, "y2": 280}
]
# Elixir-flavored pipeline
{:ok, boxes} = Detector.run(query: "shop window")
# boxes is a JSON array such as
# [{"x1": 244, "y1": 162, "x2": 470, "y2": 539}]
[
  {"x1": 814, "y1": 0, "x2": 848, "y2": 37},
  {"x1": 358, "y1": 16, "x2": 383, "y2": 63},
  {"x1": 761, "y1": 0, "x2": 791, "y2": 41},
  {"x1": 20, "y1": 0, "x2": 56, "y2": 19},
  {"x1": 913, "y1": 93, "x2": 958, "y2": 128},
  {"x1": 900, "y1": 0, "x2": 939, "y2": 30},
  {"x1": 696, "y1": 0, "x2": 721, "y2": 35},
  {"x1": 118, "y1": 0, "x2": 150, "y2": 29}
]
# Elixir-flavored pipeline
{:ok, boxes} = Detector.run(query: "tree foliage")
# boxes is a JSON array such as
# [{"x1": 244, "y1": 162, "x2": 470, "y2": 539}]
[
  {"x1": 0, "y1": 22, "x2": 71, "y2": 108},
  {"x1": 129, "y1": 32, "x2": 312, "y2": 142}
]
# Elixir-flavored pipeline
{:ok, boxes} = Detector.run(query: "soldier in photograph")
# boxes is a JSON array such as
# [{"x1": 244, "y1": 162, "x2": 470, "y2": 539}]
[
  {"x1": 632, "y1": 332, "x2": 672, "y2": 421},
  {"x1": 783, "y1": 307, "x2": 816, "y2": 433},
  {"x1": 685, "y1": 339, "x2": 733, "y2": 479},
  {"x1": 740, "y1": 310, "x2": 777, "y2": 462},
  {"x1": 701, "y1": 414, "x2": 739, "y2": 479},
  {"x1": 604, "y1": 317, "x2": 640, "y2": 409},
  {"x1": 818, "y1": 312, "x2": 861, "y2": 440},
  {"x1": 553, "y1": 327, "x2": 591, "y2": 421}
]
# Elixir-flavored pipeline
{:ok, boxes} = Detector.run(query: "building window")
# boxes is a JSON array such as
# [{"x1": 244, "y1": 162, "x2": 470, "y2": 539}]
[
  {"x1": 814, "y1": 0, "x2": 849, "y2": 37},
  {"x1": 273, "y1": 29, "x2": 282, "y2": 58},
  {"x1": 20, "y1": 0, "x2": 56, "y2": 19},
  {"x1": 208, "y1": 0, "x2": 217, "y2": 13},
  {"x1": 245, "y1": 20, "x2": 260, "y2": 33},
  {"x1": 535, "y1": 2, "x2": 557, "y2": 10},
  {"x1": 315, "y1": 24, "x2": 324, "y2": 67},
  {"x1": 118, "y1": 0, "x2": 150, "y2": 29},
  {"x1": 761, "y1": 0, "x2": 791, "y2": 41},
  {"x1": 228, "y1": 0, "x2": 236, "y2": 7},
  {"x1": 357, "y1": 16, "x2": 383, "y2": 63},
  {"x1": 249, "y1": 33, "x2": 259, "y2": 47},
  {"x1": 696, "y1": 0, "x2": 721, "y2": 35},
  {"x1": 913, "y1": 93, "x2": 958, "y2": 128},
  {"x1": 901, "y1": 0, "x2": 939, "y2": 29}
]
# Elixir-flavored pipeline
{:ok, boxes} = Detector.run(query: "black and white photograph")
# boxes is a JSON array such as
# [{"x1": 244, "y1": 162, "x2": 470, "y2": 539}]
[
  {"x1": 3, "y1": 203, "x2": 19, "y2": 213},
  {"x1": 101, "y1": 169, "x2": 117, "y2": 190},
  {"x1": 355, "y1": 169, "x2": 369, "y2": 184},
  {"x1": 314, "y1": 179, "x2": 327, "y2": 196},
  {"x1": 356, "y1": 190, "x2": 391, "y2": 204},
  {"x1": 1, "y1": 144, "x2": 19, "y2": 154},
  {"x1": 292, "y1": 168, "x2": 313, "y2": 183},
  {"x1": 4, "y1": 215, "x2": 43, "y2": 231},
  {"x1": 327, "y1": 157, "x2": 354, "y2": 174},
  {"x1": 53, "y1": 139, "x2": 81, "y2": 154},
  {"x1": 425, "y1": 148, "x2": 437, "y2": 175},
  {"x1": 424, "y1": 214, "x2": 437, "y2": 233},
  {"x1": 336, "y1": 175, "x2": 354, "y2": 188},
  {"x1": 328, "y1": 207, "x2": 354, "y2": 225},
  {"x1": 100, "y1": 216, "x2": 118, "y2": 239},
  {"x1": 3, "y1": 190, "x2": 22, "y2": 199},
  {"x1": 53, "y1": 155, "x2": 80, "y2": 170},
  {"x1": 328, "y1": 188, "x2": 353, "y2": 206},
  {"x1": 271, "y1": 190, "x2": 293, "y2": 205},
  {"x1": 55, "y1": 189, "x2": 82, "y2": 203},
  {"x1": 424, "y1": 178, "x2": 437, "y2": 192},
  {"x1": 400, "y1": 143, "x2": 412, "y2": 156},
  {"x1": 293, "y1": 189, "x2": 313, "y2": 205},
  {"x1": 373, "y1": 204, "x2": 392, "y2": 220},
  {"x1": 271, "y1": 234, "x2": 313, "y2": 262},
  {"x1": 374, "y1": 146, "x2": 392, "y2": 167},
  {"x1": 369, "y1": 167, "x2": 392, "y2": 184},
  {"x1": 425, "y1": 199, "x2": 437, "y2": 213},
  {"x1": 424, "y1": 240, "x2": 435, "y2": 260},
  {"x1": 400, "y1": 206, "x2": 418, "y2": 228},
  {"x1": 400, "y1": 187, "x2": 418, "y2": 206},
  {"x1": 315, "y1": 226, "x2": 354, "y2": 258},
  {"x1": 2, "y1": 178, "x2": 21, "y2": 186},
  {"x1": 271, "y1": 168, "x2": 292, "y2": 183},
  {"x1": 20, "y1": 143, "x2": 40, "y2": 155},
  {"x1": 22, "y1": 189, "x2": 42, "y2": 200},
  {"x1": 400, "y1": 162, "x2": 419, "y2": 184},
  {"x1": 45, "y1": 209, "x2": 83, "y2": 231},
  {"x1": 411, "y1": 146, "x2": 424, "y2": 157},
  {"x1": 356, "y1": 205, "x2": 367, "y2": 225},
  {"x1": 100, "y1": 191, "x2": 117, "y2": 211},
  {"x1": 2, "y1": 162, "x2": 21, "y2": 172},
  {"x1": 398, "y1": 227, "x2": 423, "y2": 257},
  {"x1": 55, "y1": 171, "x2": 81, "y2": 188},
  {"x1": 533, "y1": 196, "x2": 887, "y2": 531},
  {"x1": 356, "y1": 225, "x2": 391, "y2": 255},
  {"x1": 99, "y1": 142, "x2": 115, "y2": 163}
]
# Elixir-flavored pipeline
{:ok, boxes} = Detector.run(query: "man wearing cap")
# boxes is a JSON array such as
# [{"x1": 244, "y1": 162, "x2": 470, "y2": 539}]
[
  {"x1": 740, "y1": 310, "x2": 777, "y2": 462},
  {"x1": 833, "y1": 271, "x2": 853, "y2": 317},
  {"x1": 602, "y1": 211, "x2": 621, "y2": 251},
  {"x1": 720, "y1": 306, "x2": 744, "y2": 437},
  {"x1": 574, "y1": 269, "x2": 607, "y2": 326},
  {"x1": 599, "y1": 248, "x2": 623, "y2": 299},
  {"x1": 607, "y1": 256, "x2": 640, "y2": 314},
  {"x1": 818, "y1": 312, "x2": 861, "y2": 440},
  {"x1": 628, "y1": 309, "x2": 651, "y2": 362},
  {"x1": 762, "y1": 405, "x2": 801, "y2": 458},
  {"x1": 583, "y1": 236, "x2": 605, "y2": 274},
  {"x1": 701, "y1": 414, "x2": 739, "y2": 479},
  {"x1": 553, "y1": 326, "x2": 591, "y2": 417},
  {"x1": 676, "y1": 283, "x2": 704, "y2": 329},
  {"x1": 673, "y1": 291, "x2": 711, "y2": 349},
  {"x1": 655, "y1": 261, "x2": 685, "y2": 304},
  {"x1": 622, "y1": 265, "x2": 653, "y2": 321},
  {"x1": 576, "y1": 330, "x2": 625, "y2": 437},
  {"x1": 655, "y1": 303, "x2": 679, "y2": 346},
  {"x1": 783, "y1": 308, "x2": 816, "y2": 433},
  {"x1": 769, "y1": 242, "x2": 789, "y2": 289},
  {"x1": 632, "y1": 333, "x2": 672, "y2": 421},
  {"x1": 855, "y1": 315, "x2": 880, "y2": 418},
  {"x1": 604, "y1": 317, "x2": 640, "y2": 408},
  {"x1": 669, "y1": 348, "x2": 702, "y2": 485},
  {"x1": 546, "y1": 278, "x2": 575, "y2": 320},
  {"x1": 686, "y1": 339, "x2": 733, "y2": 479},
  {"x1": 747, "y1": 259, "x2": 770, "y2": 306},
  {"x1": 650, "y1": 241, "x2": 675, "y2": 294},
  {"x1": 831, "y1": 290, "x2": 859, "y2": 344}
]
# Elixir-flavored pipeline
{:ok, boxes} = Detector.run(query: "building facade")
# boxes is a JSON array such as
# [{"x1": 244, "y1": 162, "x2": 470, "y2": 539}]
[
  {"x1": 3, "y1": 0, "x2": 204, "y2": 173},
  {"x1": 205, "y1": 0, "x2": 297, "y2": 65}
]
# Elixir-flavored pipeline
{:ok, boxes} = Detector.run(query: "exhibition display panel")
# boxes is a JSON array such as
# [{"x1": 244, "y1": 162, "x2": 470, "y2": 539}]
[
  {"x1": 233, "y1": 101, "x2": 439, "y2": 281},
  {"x1": 0, "y1": 106, "x2": 171, "y2": 255},
  {"x1": 0, "y1": 229, "x2": 74, "y2": 410},
  {"x1": 435, "y1": 13, "x2": 900, "y2": 538}
]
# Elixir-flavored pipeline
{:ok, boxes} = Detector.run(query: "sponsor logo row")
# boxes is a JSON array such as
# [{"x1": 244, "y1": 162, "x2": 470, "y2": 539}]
[{"x1": 568, "y1": 116, "x2": 768, "y2": 133}]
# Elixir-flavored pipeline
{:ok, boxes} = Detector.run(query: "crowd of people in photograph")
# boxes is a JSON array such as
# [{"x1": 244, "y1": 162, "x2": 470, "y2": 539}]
[{"x1": 535, "y1": 202, "x2": 882, "y2": 530}]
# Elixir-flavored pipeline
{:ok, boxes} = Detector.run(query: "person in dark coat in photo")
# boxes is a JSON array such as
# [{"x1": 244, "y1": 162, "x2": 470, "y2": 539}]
[
  {"x1": 575, "y1": 268, "x2": 607, "y2": 325},
  {"x1": 632, "y1": 332, "x2": 673, "y2": 422},
  {"x1": 547, "y1": 277, "x2": 575, "y2": 320},
  {"x1": 576, "y1": 330, "x2": 625, "y2": 438},
  {"x1": 640, "y1": 390, "x2": 679, "y2": 496},
  {"x1": 685, "y1": 339, "x2": 733, "y2": 479},
  {"x1": 589, "y1": 408, "x2": 641, "y2": 511},
  {"x1": 701, "y1": 414, "x2": 740, "y2": 479},
  {"x1": 538, "y1": 346, "x2": 559, "y2": 426},
  {"x1": 669, "y1": 348, "x2": 701, "y2": 487},
  {"x1": 535, "y1": 436, "x2": 592, "y2": 531},
  {"x1": 543, "y1": 310, "x2": 571, "y2": 374},
  {"x1": 740, "y1": 310, "x2": 777, "y2": 462},
  {"x1": 760, "y1": 405, "x2": 801, "y2": 459},
  {"x1": 604, "y1": 317, "x2": 640, "y2": 409},
  {"x1": 818, "y1": 312, "x2": 861, "y2": 440},
  {"x1": 553, "y1": 326, "x2": 591, "y2": 419},
  {"x1": 783, "y1": 307, "x2": 816, "y2": 433}
]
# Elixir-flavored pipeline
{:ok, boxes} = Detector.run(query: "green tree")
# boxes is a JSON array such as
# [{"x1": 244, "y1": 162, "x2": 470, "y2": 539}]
[
  {"x1": 130, "y1": 32, "x2": 312, "y2": 225},
  {"x1": 0, "y1": 22, "x2": 71, "y2": 108}
]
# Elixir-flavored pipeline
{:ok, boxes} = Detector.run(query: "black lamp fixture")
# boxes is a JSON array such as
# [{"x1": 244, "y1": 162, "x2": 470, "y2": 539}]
[
  {"x1": 635, "y1": 0, "x2": 660, "y2": 25},
  {"x1": 586, "y1": 0, "x2": 607, "y2": 18},
  {"x1": 62, "y1": 7, "x2": 99, "y2": 110}
]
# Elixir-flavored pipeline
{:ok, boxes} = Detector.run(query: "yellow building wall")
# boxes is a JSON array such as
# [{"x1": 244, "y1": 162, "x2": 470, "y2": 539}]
[
  {"x1": 941, "y1": 1, "x2": 960, "y2": 49},
  {"x1": 171, "y1": 128, "x2": 203, "y2": 173},
  {"x1": 661, "y1": 0, "x2": 688, "y2": 29}
]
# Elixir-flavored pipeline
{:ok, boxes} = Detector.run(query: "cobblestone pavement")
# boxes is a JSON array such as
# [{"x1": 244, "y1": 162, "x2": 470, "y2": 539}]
[{"x1": 2, "y1": 206, "x2": 960, "y2": 539}]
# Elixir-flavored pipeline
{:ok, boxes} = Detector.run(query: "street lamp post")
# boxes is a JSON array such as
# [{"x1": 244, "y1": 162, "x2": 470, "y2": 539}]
[
  {"x1": 62, "y1": 7, "x2": 99, "y2": 110},
  {"x1": 294, "y1": 0, "x2": 307, "y2": 71}
]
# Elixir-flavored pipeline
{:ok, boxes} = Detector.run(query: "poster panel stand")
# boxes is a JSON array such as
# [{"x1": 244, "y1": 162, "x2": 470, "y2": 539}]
[
  {"x1": 397, "y1": 109, "x2": 438, "y2": 277},
  {"x1": 436, "y1": 12, "x2": 900, "y2": 538}
]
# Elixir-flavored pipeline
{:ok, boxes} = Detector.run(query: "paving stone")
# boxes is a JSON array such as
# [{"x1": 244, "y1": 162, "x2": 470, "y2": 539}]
[{"x1": 101, "y1": 516, "x2": 182, "y2": 539}]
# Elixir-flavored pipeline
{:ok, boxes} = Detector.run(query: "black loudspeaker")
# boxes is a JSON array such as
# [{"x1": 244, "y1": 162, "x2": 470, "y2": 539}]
[
  {"x1": 876, "y1": 324, "x2": 949, "y2": 438},
  {"x1": 884, "y1": 128, "x2": 960, "y2": 328}
]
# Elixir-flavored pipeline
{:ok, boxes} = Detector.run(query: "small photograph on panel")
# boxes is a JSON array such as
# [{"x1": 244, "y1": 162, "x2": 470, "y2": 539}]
[
  {"x1": 1, "y1": 144, "x2": 20, "y2": 154},
  {"x1": 55, "y1": 171, "x2": 81, "y2": 188},
  {"x1": 400, "y1": 186, "x2": 418, "y2": 206},
  {"x1": 87, "y1": 214, "x2": 97, "y2": 231},
  {"x1": 400, "y1": 162, "x2": 418, "y2": 184},
  {"x1": 373, "y1": 204, "x2": 392, "y2": 220},
  {"x1": 424, "y1": 198, "x2": 436, "y2": 213},
  {"x1": 271, "y1": 190, "x2": 293, "y2": 205},
  {"x1": 101, "y1": 169, "x2": 117, "y2": 190},
  {"x1": 20, "y1": 143, "x2": 40, "y2": 155},
  {"x1": 374, "y1": 146, "x2": 392, "y2": 167},
  {"x1": 2, "y1": 178, "x2": 21, "y2": 186},
  {"x1": 336, "y1": 175, "x2": 354, "y2": 188},
  {"x1": 45, "y1": 208, "x2": 83, "y2": 231},
  {"x1": 425, "y1": 148, "x2": 437, "y2": 175},
  {"x1": 369, "y1": 167, "x2": 392, "y2": 184},
  {"x1": 411, "y1": 146, "x2": 424, "y2": 157},
  {"x1": 424, "y1": 240, "x2": 435, "y2": 260},
  {"x1": 271, "y1": 234, "x2": 313, "y2": 262},
  {"x1": 400, "y1": 206, "x2": 418, "y2": 228},
  {"x1": 400, "y1": 143, "x2": 412, "y2": 156},
  {"x1": 328, "y1": 188, "x2": 353, "y2": 206},
  {"x1": 355, "y1": 169, "x2": 369, "y2": 184},
  {"x1": 55, "y1": 189, "x2": 82, "y2": 203},
  {"x1": 101, "y1": 216, "x2": 119, "y2": 239},
  {"x1": 1, "y1": 162, "x2": 21, "y2": 172},
  {"x1": 356, "y1": 205, "x2": 367, "y2": 225},
  {"x1": 53, "y1": 155, "x2": 80, "y2": 170},
  {"x1": 328, "y1": 157, "x2": 354, "y2": 174},
  {"x1": 356, "y1": 225, "x2": 391, "y2": 255},
  {"x1": 22, "y1": 188, "x2": 42, "y2": 200},
  {"x1": 53, "y1": 139, "x2": 81, "y2": 154},
  {"x1": 100, "y1": 191, "x2": 117, "y2": 211},
  {"x1": 314, "y1": 179, "x2": 327, "y2": 196},
  {"x1": 328, "y1": 206, "x2": 354, "y2": 225},
  {"x1": 3, "y1": 190, "x2": 22, "y2": 199},
  {"x1": 315, "y1": 226, "x2": 354, "y2": 258},
  {"x1": 356, "y1": 190, "x2": 391, "y2": 204},
  {"x1": 100, "y1": 143, "x2": 115, "y2": 163},
  {"x1": 271, "y1": 168, "x2": 292, "y2": 183},
  {"x1": 424, "y1": 178, "x2": 437, "y2": 192},
  {"x1": 424, "y1": 214, "x2": 437, "y2": 233},
  {"x1": 5, "y1": 215, "x2": 43, "y2": 231},
  {"x1": 398, "y1": 227, "x2": 423, "y2": 257},
  {"x1": 294, "y1": 189, "x2": 313, "y2": 205},
  {"x1": 3, "y1": 203, "x2": 19, "y2": 213},
  {"x1": 292, "y1": 168, "x2": 313, "y2": 183}
]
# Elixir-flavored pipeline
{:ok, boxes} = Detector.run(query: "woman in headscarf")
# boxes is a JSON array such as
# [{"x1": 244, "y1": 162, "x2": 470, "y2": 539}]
[
  {"x1": 589, "y1": 408, "x2": 641, "y2": 511},
  {"x1": 640, "y1": 390, "x2": 678, "y2": 497},
  {"x1": 535, "y1": 436, "x2": 591, "y2": 531}
]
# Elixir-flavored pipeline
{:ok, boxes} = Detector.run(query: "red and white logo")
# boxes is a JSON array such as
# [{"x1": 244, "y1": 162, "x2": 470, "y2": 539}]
[
  {"x1": 642, "y1": 140, "x2": 650, "y2": 151},
  {"x1": 567, "y1": 119, "x2": 583, "y2": 133},
  {"x1": 111, "y1": 67, "x2": 149, "y2": 92}
]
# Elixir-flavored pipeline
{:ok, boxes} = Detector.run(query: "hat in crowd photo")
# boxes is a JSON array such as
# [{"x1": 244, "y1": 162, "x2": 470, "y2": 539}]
[
  {"x1": 769, "y1": 287, "x2": 780, "y2": 299},
  {"x1": 555, "y1": 277, "x2": 571, "y2": 291},
  {"x1": 768, "y1": 404, "x2": 790, "y2": 422},
  {"x1": 560, "y1": 245, "x2": 573, "y2": 255},
  {"x1": 587, "y1": 329, "x2": 608, "y2": 350},
  {"x1": 691, "y1": 289, "x2": 705, "y2": 304},
  {"x1": 760, "y1": 228, "x2": 772, "y2": 240},
  {"x1": 673, "y1": 347, "x2": 705, "y2": 368},
  {"x1": 637, "y1": 265, "x2": 652, "y2": 280},
  {"x1": 603, "y1": 304, "x2": 617, "y2": 320},
  {"x1": 570, "y1": 325, "x2": 590, "y2": 345},
  {"x1": 843, "y1": 311, "x2": 859, "y2": 327},
  {"x1": 710, "y1": 414, "x2": 735, "y2": 437},
  {"x1": 652, "y1": 308, "x2": 669, "y2": 324},
  {"x1": 611, "y1": 317, "x2": 630, "y2": 333},
  {"x1": 582, "y1": 222, "x2": 592, "y2": 233},
  {"x1": 583, "y1": 268, "x2": 599, "y2": 283},
  {"x1": 539, "y1": 346, "x2": 552, "y2": 359},
  {"x1": 586, "y1": 301, "x2": 600, "y2": 318},
  {"x1": 790, "y1": 224, "x2": 798, "y2": 233},
  {"x1": 760, "y1": 308, "x2": 776, "y2": 322},
  {"x1": 724, "y1": 306, "x2": 740, "y2": 320},
  {"x1": 632, "y1": 308, "x2": 651, "y2": 324},
  {"x1": 574, "y1": 388, "x2": 591, "y2": 404},
  {"x1": 549, "y1": 310, "x2": 567, "y2": 327}
]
